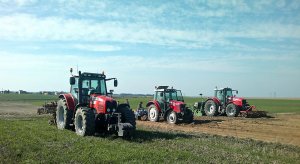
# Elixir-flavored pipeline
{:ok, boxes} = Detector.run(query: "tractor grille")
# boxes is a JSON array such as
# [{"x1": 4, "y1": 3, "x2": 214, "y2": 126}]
[
  {"x1": 106, "y1": 101, "x2": 117, "y2": 112},
  {"x1": 242, "y1": 100, "x2": 247, "y2": 105},
  {"x1": 180, "y1": 104, "x2": 186, "y2": 111}
]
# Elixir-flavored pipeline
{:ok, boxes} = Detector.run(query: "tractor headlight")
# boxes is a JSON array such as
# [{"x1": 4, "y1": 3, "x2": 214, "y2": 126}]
[
  {"x1": 112, "y1": 108, "x2": 116, "y2": 112},
  {"x1": 107, "y1": 108, "x2": 111, "y2": 112}
]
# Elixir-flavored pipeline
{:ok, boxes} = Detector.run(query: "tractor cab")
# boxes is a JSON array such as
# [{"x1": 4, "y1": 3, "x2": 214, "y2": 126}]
[
  {"x1": 69, "y1": 71, "x2": 117, "y2": 105},
  {"x1": 214, "y1": 87, "x2": 238, "y2": 106}
]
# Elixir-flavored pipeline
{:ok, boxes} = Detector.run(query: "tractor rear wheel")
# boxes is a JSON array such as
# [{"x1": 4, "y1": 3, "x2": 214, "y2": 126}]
[
  {"x1": 204, "y1": 100, "x2": 218, "y2": 116},
  {"x1": 226, "y1": 103, "x2": 239, "y2": 117},
  {"x1": 167, "y1": 111, "x2": 178, "y2": 124},
  {"x1": 183, "y1": 108, "x2": 194, "y2": 123},
  {"x1": 148, "y1": 104, "x2": 159, "y2": 122},
  {"x1": 118, "y1": 106, "x2": 136, "y2": 129},
  {"x1": 56, "y1": 99, "x2": 73, "y2": 130},
  {"x1": 74, "y1": 107, "x2": 95, "y2": 136}
]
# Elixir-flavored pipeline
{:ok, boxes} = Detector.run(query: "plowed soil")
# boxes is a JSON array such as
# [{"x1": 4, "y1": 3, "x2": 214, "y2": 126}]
[{"x1": 137, "y1": 114, "x2": 300, "y2": 146}]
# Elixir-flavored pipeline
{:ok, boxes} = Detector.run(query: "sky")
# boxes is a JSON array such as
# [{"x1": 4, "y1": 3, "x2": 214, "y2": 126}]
[{"x1": 0, "y1": 0, "x2": 300, "y2": 97}]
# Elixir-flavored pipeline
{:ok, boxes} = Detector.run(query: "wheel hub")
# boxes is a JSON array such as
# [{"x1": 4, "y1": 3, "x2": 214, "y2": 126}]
[
  {"x1": 209, "y1": 105, "x2": 215, "y2": 113},
  {"x1": 168, "y1": 112, "x2": 176, "y2": 123},
  {"x1": 76, "y1": 115, "x2": 83, "y2": 133},
  {"x1": 149, "y1": 108, "x2": 156, "y2": 119},
  {"x1": 58, "y1": 107, "x2": 64, "y2": 126}
]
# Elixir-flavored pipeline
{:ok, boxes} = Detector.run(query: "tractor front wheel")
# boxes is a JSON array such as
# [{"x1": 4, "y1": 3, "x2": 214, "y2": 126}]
[
  {"x1": 183, "y1": 108, "x2": 194, "y2": 123},
  {"x1": 118, "y1": 106, "x2": 136, "y2": 129},
  {"x1": 167, "y1": 111, "x2": 178, "y2": 124},
  {"x1": 148, "y1": 105, "x2": 159, "y2": 122},
  {"x1": 74, "y1": 107, "x2": 95, "y2": 136},
  {"x1": 226, "y1": 103, "x2": 239, "y2": 117},
  {"x1": 204, "y1": 100, "x2": 218, "y2": 116},
  {"x1": 56, "y1": 99, "x2": 73, "y2": 130}
]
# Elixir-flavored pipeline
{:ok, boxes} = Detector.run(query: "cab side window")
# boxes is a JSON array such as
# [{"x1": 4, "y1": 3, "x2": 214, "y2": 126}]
[{"x1": 71, "y1": 78, "x2": 79, "y2": 99}]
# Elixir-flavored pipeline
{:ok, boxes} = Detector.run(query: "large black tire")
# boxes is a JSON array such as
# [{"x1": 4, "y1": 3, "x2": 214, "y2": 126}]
[
  {"x1": 74, "y1": 107, "x2": 95, "y2": 136},
  {"x1": 118, "y1": 106, "x2": 136, "y2": 129},
  {"x1": 148, "y1": 104, "x2": 159, "y2": 122},
  {"x1": 183, "y1": 108, "x2": 194, "y2": 123},
  {"x1": 166, "y1": 111, "x2": 178, "y2": 124},
  {"x1": 56, "y1": 99, "x2": 73, "y2": 130},
  {"x1": 204, "y1": 100, "x2": 219, "y2": 116},
  {"x1": 226, "y1": 103, "x2": 239, "y2": 117}
]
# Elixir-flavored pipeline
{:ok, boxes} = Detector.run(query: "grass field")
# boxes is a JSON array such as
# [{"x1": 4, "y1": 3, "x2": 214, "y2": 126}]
[{"x1": 0, "y1": 116, "x2": 299, "y2": 163}]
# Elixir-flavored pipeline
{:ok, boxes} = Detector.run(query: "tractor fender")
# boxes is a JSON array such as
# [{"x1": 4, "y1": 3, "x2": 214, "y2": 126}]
[
  {"x1": 146, "y1": 101, "x2": 162, "y2": 112},
  {"x1": 59, "y1": 94, "x2": 76, "y2": 111},
  {"x1": 205, "y1": 97, "x2": 221, "y2": 106},
  {"x1": 204, "y1": 97, "x2": 222, "y2": 113}
]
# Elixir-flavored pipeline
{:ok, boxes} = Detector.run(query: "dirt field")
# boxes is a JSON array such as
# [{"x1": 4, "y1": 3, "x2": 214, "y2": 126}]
[
  {"x1": 138, "y1": 114, "x2": 300, "y2": 147},
  {"x1": 0, "y1": 102, "x2": 37, "y2": 116},
  {"x1": 1, "y1": 102, "x2": 299, "y2": 147}
]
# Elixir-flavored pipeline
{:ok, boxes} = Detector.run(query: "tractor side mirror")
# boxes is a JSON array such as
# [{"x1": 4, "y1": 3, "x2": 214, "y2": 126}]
[
  {"x1": 70, "y1": 77, "x2": 75, "y2": 85},
  {"x1": 114, "y1": 79, "x2": 118, "y2": 87}
]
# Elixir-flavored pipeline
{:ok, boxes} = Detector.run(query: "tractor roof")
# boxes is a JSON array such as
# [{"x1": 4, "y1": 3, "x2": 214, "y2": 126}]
[
  {"x1": 155, "y1": 86, "x2": 178, "y2": 92},
  {"x1": 214, "y1": 87, "x2": 238, "y2": 91},
  {"x1": 74, "y1": 72, "x2": 106, "y2": 79}
]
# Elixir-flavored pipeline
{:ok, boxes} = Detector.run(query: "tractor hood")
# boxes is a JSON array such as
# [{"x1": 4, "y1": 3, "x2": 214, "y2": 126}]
[
  {"x1": 169, "y1": 100, "x2": 186, "y2": 113},
  {"x1": 230, "y1": 96, "x2": 245, "y2": 106},
  {"x1": 90, "y1": 94, "x2": 118, "y2": 114}
]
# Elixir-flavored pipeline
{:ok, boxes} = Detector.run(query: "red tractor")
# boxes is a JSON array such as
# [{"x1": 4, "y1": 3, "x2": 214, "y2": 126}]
[
  {"x1": 193, "y1": 87, "x2": 266, "y2": 117},
  {"x1": 56, "y1": 69, "x2": 136, "y2": 137},
  {"x1": 146, "y1": 86, "x2": 193, "y2": 124}
]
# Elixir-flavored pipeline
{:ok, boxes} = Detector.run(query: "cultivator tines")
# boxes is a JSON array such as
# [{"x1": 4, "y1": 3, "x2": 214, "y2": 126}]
[
  {"x1": 240, "y1": 110, "x2": 267, "y2": 118},
  {"x1": 37, "y1": 101, "x2": 57, "y2": 115}
]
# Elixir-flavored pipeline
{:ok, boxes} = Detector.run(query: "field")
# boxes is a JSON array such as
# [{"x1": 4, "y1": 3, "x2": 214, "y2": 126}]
[{"x1": 0, "y1": 94, "x2": 300, "y2": 163}]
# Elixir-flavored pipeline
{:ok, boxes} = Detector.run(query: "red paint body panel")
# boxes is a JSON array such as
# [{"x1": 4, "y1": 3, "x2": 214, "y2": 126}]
[
  {"x1": 169, "y1": 100, "x2": 184, "y2": 113},
  {"x1": 60, "y1": 93, "x2": 76, "y2": 110},
  {"x1": 212, "y1": 97, "x2": 221, "y2": 105},
  {"x1": 231, "y1": 97, "x2": 243, "y2": 107},
  {"x1": 89, "y1": 94, "x2": 116, "y2": 114}
]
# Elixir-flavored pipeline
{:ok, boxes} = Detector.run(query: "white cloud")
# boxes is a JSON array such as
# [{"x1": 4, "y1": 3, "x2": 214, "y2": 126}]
[
  {"x1": 1, "y1": 14, "x2": 299, "y2": 50},
  {"x1": 72, "y1": 44, "x2": 121, "y2": 52}
]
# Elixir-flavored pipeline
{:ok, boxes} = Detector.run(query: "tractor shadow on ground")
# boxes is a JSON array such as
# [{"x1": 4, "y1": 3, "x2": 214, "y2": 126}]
[
  {"x1": 192, "y1": 119, "x2": 224, "y2": 125},
  {"x1": 131, "y1": 129, "x2": 194, "y2": 143},
  {"x1": 94, "y1": 129, "x2": 193, "y2": 143}
]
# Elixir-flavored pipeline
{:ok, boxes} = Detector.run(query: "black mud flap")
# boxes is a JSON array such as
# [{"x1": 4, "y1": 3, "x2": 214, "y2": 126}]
[{"x1": 117, "y1": 123, "x2": 134, "y2": 137}]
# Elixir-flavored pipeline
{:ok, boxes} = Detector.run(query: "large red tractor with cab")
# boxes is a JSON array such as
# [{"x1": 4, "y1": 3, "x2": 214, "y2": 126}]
[
  {"x1": 193, "y1": 87, "x2": 266, "y2": 117},
  {"x1": 56, "y1": 69, "x2": 136, "y2": 137},
  {"x1": 146, "y1": 86, "x2": 193, "y2": 124}
]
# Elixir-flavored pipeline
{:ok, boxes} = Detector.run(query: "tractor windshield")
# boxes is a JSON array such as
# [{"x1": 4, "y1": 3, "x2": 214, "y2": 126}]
[
  {"x1": 165, "y1": 90, "x2": 183, "y2": 102},
  {"x1": 226, "y1": 90, "x2": 233, "y2": 97},
  {"x1": 82, "y1": 78, "x2": 107, "y2": 96}
]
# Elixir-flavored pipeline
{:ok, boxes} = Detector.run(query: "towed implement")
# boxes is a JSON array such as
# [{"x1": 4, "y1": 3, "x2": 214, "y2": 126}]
[
  {"x1": 55, "y1": 69, "x2": 135, "y2": 137},
  {"x1": 37, "y1": 101, "x2": 57, "y2": 115},
  {"x1": 193, "y1": 87, "x2": 267, "y2": 118}
]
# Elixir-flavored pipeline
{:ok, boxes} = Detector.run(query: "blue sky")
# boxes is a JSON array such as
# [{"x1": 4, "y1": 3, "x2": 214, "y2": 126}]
[{"x1": 0, "y1": 0, "x2": 300, "y2": 97}]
